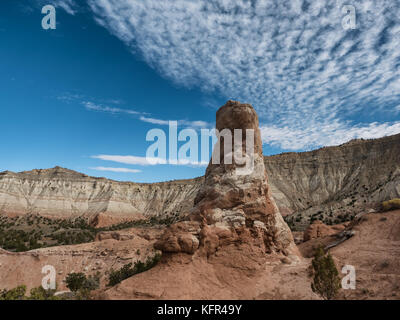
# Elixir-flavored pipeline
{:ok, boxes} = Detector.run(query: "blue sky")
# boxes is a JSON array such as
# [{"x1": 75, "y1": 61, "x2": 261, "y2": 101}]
[{"x1": 1, "y1": 0, "x2": 400, "y2": 182}]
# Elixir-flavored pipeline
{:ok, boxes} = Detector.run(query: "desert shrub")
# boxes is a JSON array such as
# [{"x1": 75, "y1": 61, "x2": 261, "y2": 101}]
[
  {"x1": 0, "y1": 285, "x2": 26, "y2": 300},
  {"x1": 28, "y1": 286, "x2": 59, "y2": 300},
  {"x1": 0, "y1": 216, "x2": 98, "y2": 252},
  {"x1": 65, "y1": 273, "x2": 87, "y2": 292},
  {"x1": 0, "y1": 285, "x2": 64, "y2": 300},
  {"x1": 108, "y1": 263, "x2": 134, "y2": 287},
  {"x1": 108, "y1": 253, "x2": 161, "y2": 286},
  {"x1": 311, "y1": 246, "x2": 341, "y2": 300},
  {"x1": 83, "y1": 272, "x2": 100, "y2": 291},
  {"x1": 50, "y1": 230, "x2": 95, "y2": 245},
  {"x1": 382, "y1": 199, "x2": 400, "y2": 212},
  {"x1": 65, "y1": 272, "x2": 100, "y2": 299}
]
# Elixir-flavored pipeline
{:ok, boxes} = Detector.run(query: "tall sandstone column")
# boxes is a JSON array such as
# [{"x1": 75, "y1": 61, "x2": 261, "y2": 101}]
[
  {"x1": 104, "y1": 101, "x2": 306, "y2": 300},
  {"x1": 155, "y1": 100, "x2": 298, "y2": 257}
]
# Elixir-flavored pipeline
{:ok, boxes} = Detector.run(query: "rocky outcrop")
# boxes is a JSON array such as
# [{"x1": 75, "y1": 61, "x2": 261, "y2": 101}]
[
  {"x1": 102, "y1": 101, "x2": 311, "y2": 300},
  {"x1": 155, "y1": 101, "x2": 296, "y2": 257},
  {"x1": 303, "y1": 220, "x2": 346, "y2": 242}
]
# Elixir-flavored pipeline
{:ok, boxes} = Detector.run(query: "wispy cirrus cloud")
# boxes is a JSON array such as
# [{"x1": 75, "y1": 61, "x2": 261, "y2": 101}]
[
  {"x1": 83, "y1": 103, "x2": 210, "y2": 128},
  {"x1": 83, "y1": 101, "x2": 144, "y2": 116},
  {"x1": 36, "y1": 0, "x2": 78, "y2": 15},
  {"x1": 54, "y1": 0, "x2": 77, "y2": 15},
  {"x1": 92, "y1": 155, "x2": 161, "y2": 166},
  {"x1": 139, "y1": 116, "x2": 211, "y2": 128},
  {"x1": 90, "y1": 166, "x2": 141, "y2": 173},
  {"x1": 139, "y1": 116, "x2": 169, "y2": 126},
  {"x1": 87, "y1": 0, "x2": 400, "y2": 150},
  {"x1": 57, "y1": 93, "x2": 210, "y2": 129},
  {"x1": 92, "y1": 154, "x2": 208, "y2": 167},
  {"x1": 57, "y1": 94, "x2": 144, "y2": 115}
]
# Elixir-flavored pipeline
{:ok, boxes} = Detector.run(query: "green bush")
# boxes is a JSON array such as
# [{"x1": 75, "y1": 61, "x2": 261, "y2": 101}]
[
  {"x1": 83, "y1": 273, "x2": 101, "y2": 291},
  {"x1": 65, "y1": 272, "x2": 100, "y2": 299},
  {"x1": 0, "y1": 285, "x2": 62, "y2": 300},
  {"x1": 108, "y1": 253, "x2": 161, "y2": 287},
  {"x1": 65, "y1": 273, "x2": 87, "y2": 292},
  {"x1": 0, "y1": 285, "x2": 27, "y2": 300},
  {"x1": 311, "y1": 246, "x2": 341, "y2": 300},
  {"x1": 28, "y1": 286, "x2": 59, "y2": 300}
]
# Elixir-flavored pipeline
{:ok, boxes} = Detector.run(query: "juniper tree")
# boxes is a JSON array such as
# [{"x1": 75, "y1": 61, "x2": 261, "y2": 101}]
[{"x1": 311, "y1": 246, "x2": 341, "y2": 300}]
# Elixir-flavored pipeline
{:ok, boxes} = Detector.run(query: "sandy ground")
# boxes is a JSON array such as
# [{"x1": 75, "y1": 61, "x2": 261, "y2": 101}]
[
  {"x1": 298, "y1": 209, "x2": 400, "y2": 300},
  {"x1": 0, "y1": 227, "x2": 163, "y2": 292},
  {"x1": 0, "y1": 210, "x2": 399, "y2": 299}
]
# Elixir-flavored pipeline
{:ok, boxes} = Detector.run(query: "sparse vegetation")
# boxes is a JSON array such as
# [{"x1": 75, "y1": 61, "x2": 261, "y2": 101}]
[
  {"x1": 0, "y1": 285, "x2": 60, "y2": 300},
  {"x1": 27, "y1": 286, "x2": 59, "y2": 300},
  {"x1": 310, "y1": 246, "x2": 341, "y2": 300},
  {"x1": 98, "y1": 216, "x2": 177, "y2": 233},
  {"x1": 0, "y1": 213, "x2": 180, "y2": 252},
  {"x1": 65, "y1": 273, "x2": 88, "y2": 292},
  {"x1": 0, "y1": 215, "x2": 96, "y2": 251},
  {"x1": 65, "y1": 272, "x2": 100, "y2": 299},
  {"x1": 382, "y1": 199, "x2": 400, "y2": 212},
  {"x1": 107, "y1": 253, "x2": 162, "y2": 287}
]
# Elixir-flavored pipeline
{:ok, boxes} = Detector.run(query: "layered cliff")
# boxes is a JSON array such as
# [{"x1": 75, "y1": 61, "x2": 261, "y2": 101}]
[
  {"x1": 0, "y1": 133, "x2": 399, "y2": 229},
  {"x1": 0, "y1": 167, "x2": 202, "y2": 226},
  {"x1": 265, "y1": 133, "x2": 400, "y2": 228}
]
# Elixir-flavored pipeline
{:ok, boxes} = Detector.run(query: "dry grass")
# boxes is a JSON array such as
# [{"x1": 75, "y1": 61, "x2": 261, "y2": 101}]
[{"x1": 382, "y1": 199, "x2": 400, "y2": 211}]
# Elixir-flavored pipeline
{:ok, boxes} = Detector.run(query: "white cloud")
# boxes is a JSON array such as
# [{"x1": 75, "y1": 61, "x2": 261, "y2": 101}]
[
  {"x1": 140, "y1": 116, "x2": 211, "y2": 128},
  {"x1": 261, "y1": 121, "x2": 400, "y2": 150},
  {"x1": 92, "y1": 154, "x2": 208, "y2": 167},
  {"x1": 57, "y1": 93, "x2": 84, "y2": 102},
  {"x1": 36, "y1": 0, "x2": 77, "y2": 15},
  {"x1": 139, "y1": 116, "x2": 169, "y2": 126},
  {"x1": 83, "y1": 101, "x2": 143, "y2": 116},
  {"x1": 55, "y1": 0, "x2": 77, "y2": 15},
  {"x1": 90, "y1": 166, "x2": 141, "y2": 173},
  {"x1": 59, "y1": 96, "x2": 210, "y2": 129},
  {"x1": 93, "y1": 155, "x2": 164, "y2": 166},
  {"x1": 183, "y1": 120, "x2": 210, "y2": 128},
  {"x1": 87, "y1": 0, "x2": 400, "y2": 150}
]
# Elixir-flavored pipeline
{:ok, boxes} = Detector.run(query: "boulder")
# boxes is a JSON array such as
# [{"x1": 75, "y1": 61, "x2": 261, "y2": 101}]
[{"x1": 303, "y1": 220, "x2": 345, "y2": 242}]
